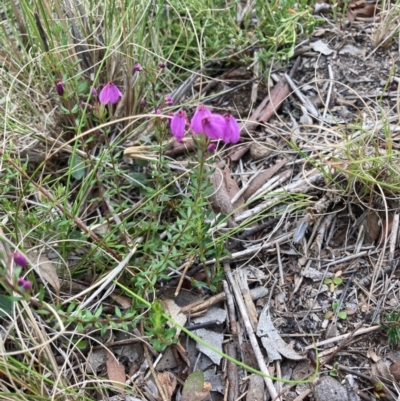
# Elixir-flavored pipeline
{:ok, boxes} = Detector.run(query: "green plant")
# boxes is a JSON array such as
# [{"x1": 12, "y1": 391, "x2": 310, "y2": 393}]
[
  {"x1": 324, "y1": 301, "x2": 349, "y2": 320},
  {"x1": 324, "y1": 271, "x2": 343, "y2": 292},
  {"x1": 329, "y1": 361, "x2": 340, "y2": 377},
  {"x1": 381, "y1": 310, "x2": 400, "y2": 345}
]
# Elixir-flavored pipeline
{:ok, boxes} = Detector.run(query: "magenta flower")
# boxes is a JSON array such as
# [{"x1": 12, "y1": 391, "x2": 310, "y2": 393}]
[
  {"x1": 207, "y1": 143, "x2": 217, "y2": 153},
  {"x1": 158, "y1": 61, "x2": 166, "y2": 69},
  {"x1": 133, "y1": 64, "x2": 142, "y2": 72},
  {"x1": 55, "y1": 79, "x2": 64, "y2": 96},
  {"x1": 202, "y1": 114, "x2": 226, "y2": 140},
  {"x1": 190, "y1": 105, "x2": 212, "y2": 134},
  {"x1": 99, "y1": 82, "x2": 122, "y2": 105},
  {"x1": 165, "y1": 95, "x2": 173, "y2": 106},
  {"x1": 22, "y1": 280, "x2": 32, "y2": 290},
  {"x1": 170, "y1": 110, "x2": 187, "y2": 142},
  {"x1": 17, "y1": 277, "x2": 32, "y2": 291},
  {"x1": 91, "y1": 86, "x2": 97, "y2": 96},
  {"x1": 222, "y1": 114, "x2": 240, "y2": 144},
  {"x1": 140, "y1": 98, "x2": 146, "y2": 106},
  {"x1": 12, "y1": 251, "x2": 27, "y2": 268}
]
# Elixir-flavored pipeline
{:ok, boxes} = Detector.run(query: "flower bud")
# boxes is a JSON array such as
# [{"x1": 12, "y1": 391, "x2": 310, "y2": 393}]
[
  {"x1": 56, "y1": 79, "x2": 64, "y2": 96},
  {"x1": 165, "y1": 95, "x2": 173, "y2": 106},
  {"x1": 22, "y1": 280, "x2": 32, "y2": 290},
  {"x1": 12, "y1": 251, "x2": 27, "y2": 268}
]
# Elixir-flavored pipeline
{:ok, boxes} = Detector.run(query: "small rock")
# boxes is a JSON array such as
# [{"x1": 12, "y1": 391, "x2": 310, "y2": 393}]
[
  {"x1": 314, "y1": 376, "x2": 348, "y2": 401},
  {"x1": 246, "y1": 373, "x2": 264, "y2": 401}
]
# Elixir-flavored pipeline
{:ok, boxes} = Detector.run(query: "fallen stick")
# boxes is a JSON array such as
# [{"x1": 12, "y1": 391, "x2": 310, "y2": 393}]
[{"x1": 224, "y1": 262, "x2": 280, "y2": 400}]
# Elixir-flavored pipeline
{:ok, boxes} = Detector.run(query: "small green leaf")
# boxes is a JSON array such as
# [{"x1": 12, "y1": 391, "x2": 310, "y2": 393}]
[
  {"x1": 129, "y1": 172, "x2": 148, "y2": 188},
  {"x1": 333, "y1": 277, "x2": 343, "y2": 285},
  {"x1": 95, "y1": 306, "x2": 103, "y2": 318},
  {"x1": 77, "y1": 81, "x2": 89, "y2": 94},
  {"x1": 67, "y1": 301, "x2": 76, "y2": 313},
  {"x1": 38, "y1": 285, "x2": 45, "y2": 302},
  {"x1": 324, "y1": 311, "x2": 333, "y2": 320},
  {"x1": 324, "y1": 278, "x2": 332, "y2": 285},
  {"x1": 338, "y1": 311, "x2": 347, "y2": 320},
  {"x1": 181, "y1": 371, "x2": 208, "y2": 401},
  {"x1": 69, "y1": 154, "x2": 85, "y2": 180}
]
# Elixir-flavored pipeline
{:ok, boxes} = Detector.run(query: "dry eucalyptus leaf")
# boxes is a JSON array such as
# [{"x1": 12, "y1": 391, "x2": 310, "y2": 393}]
[
  {"x1": 106, "y1": 350, "x2": 126, "y2": 394},
  {"x1": 208, "y1": 167, "x2": 233, "y2": 215},
  {"x1": 158, "y1": 371, "x2": 177, "y2": 400},
  {"x1": 182, "y1": 371, "x2": 211, "y2": 401},
  {"x1": 223, "y1": 166, "x2": 245, "y2": 211},
  {"x1": 371, "y1": 360, "x2": 394, "y2": 382},
  {"x1": 109, "y1": 293, "x2": 132, "y2": 309},
  {"x1": 162, "y1": 299, "x2": 187, "y2": 336},
  {"x1": 257, "y1": 306, "x2": 304, "y2": 361},
  {"x1": 28, "y1": 252, "x2": 60, "y2": 293},
  {"x1": 310, "y1": 40, "x2": 334, "y2": 55},
  {"x1": 194, "y1": 328, "x2": 223, "y2": 365}
]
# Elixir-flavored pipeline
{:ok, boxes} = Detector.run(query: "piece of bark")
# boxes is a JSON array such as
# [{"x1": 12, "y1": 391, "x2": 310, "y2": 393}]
[
  {"x1": 235, "y1": 269, "x2": 258, "y2": 331},
  {"x1": 224, "y1": 166, "x2": 246, "y2": 212},
  {"x1": 242, "y1": 158, "x2": 287, "y2": 200},
  {"x1": 164, "y1": 139, "x2": 196, "y2": 158},
  {"x1": 241, "y1": 58, "x2": 301, "y2": 134},
  {"x1": 229, "y1": 143, "x2": 252, "y2": 162},
  {"x1": 226, "y1": 342, "x2": 239, "y2": 401}
]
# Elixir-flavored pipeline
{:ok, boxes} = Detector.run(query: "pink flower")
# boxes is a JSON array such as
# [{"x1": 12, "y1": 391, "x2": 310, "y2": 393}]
[
  {"x1": 158, "y1": 61, "x2": 166, "y2": 69},
  {"x1": 22, "y1": 280, "x2": 32, "y2": 290},
  {"x1": 222, "y1": 114, "x2": 240, "y2": 144},
  {"x1": 55, "y1": 79, "x2": 64, "y2": 96},
  {"x1": 202, "y1": 114, "x2": 226, "y2": 140},
  {"x1": 99, "y1": 82, "x2": 122, "y2": 105},
  {"x1": 17, "y1": 277, "x2": 32, "y2": 291},
  {"x1": 140, "y1": 98, "x2": 146, "y2": 106},
  {"x1": 12, "y1": 251, "x2": 27, "y2": 268},
  {"x1": 190, "y1": 105, "x2": 212, "y2": 134},
  {"x1": 170, "y1": 110, "x2": 187, "y2": 142},
  {"x1": 207, "y1": 143, "x2": 217, "y2": 153},
  {"x1": 165, "y1": 95, "x2": 173, "y2": 106},
  {"x1": 133, "y1": 64, "x2": 142, "y2": 72}
]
